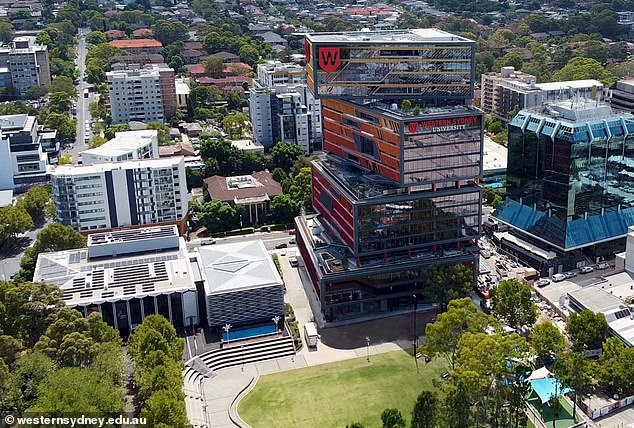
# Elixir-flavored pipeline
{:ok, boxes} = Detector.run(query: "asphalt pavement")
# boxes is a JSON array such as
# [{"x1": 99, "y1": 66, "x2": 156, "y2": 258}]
[
  {"x1": 0, "y1": 219, "x2": 50, "y2": 280},
  {"x1": 66, "y1": 27, "x2": 92, "y2": 163}
]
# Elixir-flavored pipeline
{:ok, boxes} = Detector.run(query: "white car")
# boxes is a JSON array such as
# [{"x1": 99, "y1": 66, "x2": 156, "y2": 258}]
[
  {"x1": 579, "y1": 266, "x2": 594, "y2": 274},
  {"x1": 535, "y1": 279, "x2": 550, "y2": 288},
  {"x1": 552, "y1": 273, "x2": 566, "y2": 282}
]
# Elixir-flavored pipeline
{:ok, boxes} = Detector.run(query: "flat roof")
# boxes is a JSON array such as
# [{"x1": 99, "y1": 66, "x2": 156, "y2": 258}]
[
  {"x1": 568, "y1": 286, "x2": 625, "y2": 313},
  {"x1": 534, "y1": 79, "x2": 603, "y2": 92},
  {"x1": 81, "y1": 130, "x2": 157, "y2": 158},
  {"x1": 33, "y1": 239, "x2": 195, "y2": 307},
  {"x1": 197, "y1": 240, "x2": 282, "y2": 294},
  {"x1": 52, "y1": 157, "x2": 182, "y2": 176},
  {"x1": 494, "y1": 231, "x2": 557, "y2": 260},
  {"x1": 175, "y1": 79, "x2": 190, "y2": 95},
  {"x1": 306, "y1": 28, "x2": 473, "y2": 44},
  {"x1": 483, "y1": 135, "x2": 507, "y2": 172}
]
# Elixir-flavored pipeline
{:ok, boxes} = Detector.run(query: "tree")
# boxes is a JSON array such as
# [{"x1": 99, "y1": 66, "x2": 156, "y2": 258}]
[
  {"x1": 421, "y1": 264, "x2": 473, "y2": 309},
  {"x1": 88, "y1": 136, "x2": 107, "y2": 148},
  {"x1": 151, "y1": 20, "x2": 189, "y2": 46},
  {"x1": 16, "y1": 186, "x2": 50, "y2": 221},
  {"x1": 141, "y1": 389, "x2": 189, "y2": 427},
  {"x1": 185, "y1": 167, "x2": 203, "y2": 191},
  {"x1": 28, "y1": 367, "x2": 124, "y2": 418},
  {"x1": 4, "y1": 352, "x2": 54, "y2": 413},
  {"x1": 104, "y1": 124, "x2": 131, "y2": 140},
  {"x1": 86, "y1": 31, "x2": 107, "y2": 45},
  {"x1": 287, "y1": 167, "x2": 312, "y2": 209},
  {"x1": 0, "y1": 21, "x2": 14, "y2": 44},
  {"x1": 147, "y1": 122, "x2": 171, "y2": 146},
  {"x1": 44, "y1": 113, "x2": 75, "y2": 142},
  {"x1": 272, "y1": 167, "x2": 287, "y2": 183},
  {"x1": 271, "y1": 142, "x2": 305, "y2": 172},
  {"x1": 203, "y1": 56, "x2": 225, "y2": 77},
  {"x1": 89, "y1": 101, "x2": 108, "y2": 121},
  {"x1": 411, "y1": 391, "x2": 437, "y2": 428},
  {"x1": 381, "y1": 408, "x2": 406, "y2": 428},
  {"x1": 239, "y1": 43, "x2": 260, "y2": 65},
  {"x1": 0, "y1": 205, "x2": 33, "y2": 240},
  {"x1": 58, "y1": 152, "x2": 72, "y2": 165},
  {"x1": 566, "y1": 310, "x2": 608, "y2": 352},
  {"x1": 421, "y1": 298, "x2": 498, "y2": 370},
  {"x1": 595, "y1": 337, "x2": 634, "y2": 396},
  {"x1": 191, "y1": 200, "x2": 239, "y2": 233},
  {"x1": 494, "y1": 52, "x2": 523, "y2": 71},
  {"x1": 442, "y1": 380, "x2": 471, "y2": 428},
  {"x1": 489, "y1": 279, "x2": 537, "y2": 330},
  {"x1": 553, "y1": 57, "x2": 616, "y2": 86},
  {"x1": 128, "y1": 315, "x2": 182, "y2": 364},
  {"x1": 345, "y1": 424, "x2": 365, "y2": 428},
  {"x1": 553, "y1": 351, "x2": 592, "y2": 420},
  {"x1": 222, "y1": 112, "x2": 249, "y2": 138},
  {"x1": 49, "y1": 76, "x2": 76, "y2": 98},
  {"x1": 270, "y1": 194, "x2": 299, "y2": 224},
  {"x1": 25, "y1": 86, "x2": 47, "y2": 100},
  {"x1": 530, "y1": 321, "x2": 565, "y2": 362}
]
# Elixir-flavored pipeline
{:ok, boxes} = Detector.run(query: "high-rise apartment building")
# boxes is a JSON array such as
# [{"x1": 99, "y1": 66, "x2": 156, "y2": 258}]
[
  {"x1": 107, "y1": 64, "x2": 176, "y2": 124},
  {"x1": 495, "y1": 101, "x2": 634, "y2": 270},
  {"x1": 481, "y1": 67, "x2": 603, "y2": 121},
  {"x1": 248, "y1": 60, "x2": 322, "y2": 152},
  {"x1": 52, "y1": 157, "x2": 189, "y2": 232},
  {"x1": 0, "y1": 114, "x2": 49, "y2": 190},
  {"x1": 0, "y1": 36, "x2": 51, "y2": 98},
  {"x1": 296, "y1": 29, "x2": 483, "y2": 323}
]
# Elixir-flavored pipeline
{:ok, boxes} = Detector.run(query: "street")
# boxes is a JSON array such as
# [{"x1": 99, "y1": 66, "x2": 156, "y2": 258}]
[
  {"x1": 68, "y1": 27, "x2": 92, "y2": 163},
  {"x1": 205, "y1": 231, "x2": 296, "y2": 251},
  {"x1": 0, "y1": 220, "x2": 50, "y2": 280}
]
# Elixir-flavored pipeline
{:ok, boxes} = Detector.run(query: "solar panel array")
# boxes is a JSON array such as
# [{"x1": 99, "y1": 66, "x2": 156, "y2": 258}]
[
  {"x1": 89, "y1": 226, "x2": 177, "y2": 244},
  {"x1": 614, "y1": 308, "x2": 631, "y2": 320}
]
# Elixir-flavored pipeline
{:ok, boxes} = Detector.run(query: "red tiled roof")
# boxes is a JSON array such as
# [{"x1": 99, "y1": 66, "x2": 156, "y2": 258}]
[
  {"x1": 187, "y1": 64, "x2": 206, "y2": 75},
  {"x1": 204, "y1": 171, "x2": 282, "y2": 203},
  {"x1": 223, "y1": 62, "x2": 253, "y2": 74},
  {"x1": 133, "y1": 28, "x2": 153, "y2": 37},
  {"x1": 109, "y1": 39, "x2": 163, "y2": 49},
  {"x1": 184, "y1": 41, "x2": 204, "y2": 50},
  {"x1": 196, "y1": 76, "x2": 250, "y2": 85}
]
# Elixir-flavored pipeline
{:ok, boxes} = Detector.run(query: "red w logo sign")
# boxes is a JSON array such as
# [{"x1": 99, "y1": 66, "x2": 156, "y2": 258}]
[
  {"x1": 304, "y1": 39, "x2": 311, "y2": 63},
  {"x1": 408, "y1": 122, "x2": 418, "y2": 134},
  {"x1": 318, "y1": 47, "x2": 341, "y2": 73}
]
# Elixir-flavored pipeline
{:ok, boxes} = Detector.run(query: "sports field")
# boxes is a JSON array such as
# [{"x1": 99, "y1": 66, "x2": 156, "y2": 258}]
[{"x1": 238, "y1": 350, "x2": 445, "y2": 428}]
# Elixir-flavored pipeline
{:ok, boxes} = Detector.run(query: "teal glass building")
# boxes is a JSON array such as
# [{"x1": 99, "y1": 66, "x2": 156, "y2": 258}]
[{"x1": 496, "y1": 101, "x2": 634, "y2": 252}]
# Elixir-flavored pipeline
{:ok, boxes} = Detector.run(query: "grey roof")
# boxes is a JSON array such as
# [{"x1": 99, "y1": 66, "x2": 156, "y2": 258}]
[
  {"x1": 197, "y1": 240, "x2": 282, "y2": 295},
  {"x1": 0, "y1": 189, "x2": 12, "y2": 207}
]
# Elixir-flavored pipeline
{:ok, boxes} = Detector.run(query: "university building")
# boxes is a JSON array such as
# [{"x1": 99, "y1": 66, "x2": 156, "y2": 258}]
[{"x1": 297, "y1": 29, "x2": 483, "y2": 323}]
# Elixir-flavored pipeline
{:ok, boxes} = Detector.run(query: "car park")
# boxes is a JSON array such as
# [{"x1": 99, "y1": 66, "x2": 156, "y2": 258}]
[
  {"x1": 596, "y1": 262, "x2": 610, "y2": 270},
  {"x1": 579, "y1": 266, "x2": 594, "y2": 274},
  {"x1": 535, "y1": 279, "x2": 550, "y2": 288},
  {"x1": 552, "y1": 273, "x2": 566, "y2": 282}
]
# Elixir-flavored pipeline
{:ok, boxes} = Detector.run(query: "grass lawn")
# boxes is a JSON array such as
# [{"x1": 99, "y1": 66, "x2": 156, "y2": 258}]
[
  {"x1": 527, "y1": 393, "x2": 577, "y2": 428},
  {"x1": 238, "y1": 350, "x2": 445, "y2": 428}
]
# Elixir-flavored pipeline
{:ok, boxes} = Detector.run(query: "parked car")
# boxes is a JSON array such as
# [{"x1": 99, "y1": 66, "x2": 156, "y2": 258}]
[
  {"x1": 288, "y1": 229, "x2": 296, "y2": 235},
  {"x1": 552, "y1": 273, "x2": 566, "y2": 282},
  {"x1": 579, "y1": 266, "x2": 594, "y2": 274},
  {"x1": 200, "y1": 237, "x2": 216, "y2": 245},
  {"x1": 289, "y1": 238, "x2": 296, "y2": 244},
  {"x1": 596, "y1": 262, "x2": 610, "y2": 270},
  {"x1": 535, "y1": 279, "x2": 550, "y2": 288},
  {"x1": 564, "y1": 271, "x2": 577, "y2": 279},
  {"x1": 289, "y1": 256, "x2": 298, "y2": 267},
  {"x1": 275, "y1": 243, "x2": 287, "y2": 249}
]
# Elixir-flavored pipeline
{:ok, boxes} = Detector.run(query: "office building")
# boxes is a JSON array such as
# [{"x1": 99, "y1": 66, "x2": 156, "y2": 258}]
[
  {"x1": 107, "y1": 64, "x2": 176, "y2": 124},
  {"x1": 609, "y1": 79, "x2": 634, "y2": 113},
  {"x1": 0, "y1": 36, "x2": 51, "y2": 98},
  {"x1": 297, "y1": 29, "x2": 482, "y2": 323},
  {"x1": 495, "y1": 101, "x2": 634, "y2": 271},
  {"x1": 481, "y1": 67, "x2": 603, "y2": 121},
  {"x1": 193, "y1": 240, "x2": 284, "y2": 328},
  {"x1": 0, "y1": 114, "x2": 49, "y2": 190},
  {"x1": 248, "y1": 60, "x2": 322, "y2": 152},
  {"x1": 51, "y1": 157, "x2": 189, "y2": 232},
  {"x1": 81, "y1": 130, "x2": 159, "y2": 166},
  {"x1": 33, "y1": 226, "x2": 200, "y2": 336}
]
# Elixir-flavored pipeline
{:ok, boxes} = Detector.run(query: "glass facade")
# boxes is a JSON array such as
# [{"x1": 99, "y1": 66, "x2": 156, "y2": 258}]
[
  {"x1": 498, "y1": 106, "x2": 634, "y2": 250},
  {"x1": 307, "y1": 43, "x2": 474, "y2": 99}
]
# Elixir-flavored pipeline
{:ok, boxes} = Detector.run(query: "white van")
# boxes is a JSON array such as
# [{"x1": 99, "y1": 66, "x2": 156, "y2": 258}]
[
  {"x1": 200, "y1": 237, "x2": 216, "y2": 245},
  {"x1": 552, "y1": 273, "x2": 566, "y2": 282},
  {"x1": 304, "y1": 322, "x2": 319, "y2": 348}
]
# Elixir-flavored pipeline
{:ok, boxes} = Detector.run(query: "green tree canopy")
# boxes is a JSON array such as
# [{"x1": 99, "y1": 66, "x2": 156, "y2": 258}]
[
  {"x1": 151, "y1": 20, "x2": 189, "y2": 46},
  {"x1": 147, "y1": 122, "x2": 171, "y2": 146},
  {"x1": 566, "y1": 309, "x2": 608, "y2": 352},
  {"x1": 553, "y1": 57, "x2": 617, "y2": 86},
  {"x1": 222, "y1": 111, "x2": 249, "y2": 138},
  {"x1": 530, "y1": 321, "x2": 565, "y2": 361},
  {"x1": 270, "y1": 194, "x2": 299, "y2": 224},
  {"x1": 0, "y1": 20, "x2": 14, "y2": 43},
  {"x1": 49, "y1": 76, "x2": 76, "y2": 98},
  {"x1": 4, "y1": 351, "x2": 55, "y2": 413},
  {"x1": 552, "y1": 351, "x2": 592, "y2": 419},
  {"x1": 381, "y1": 408, "x2": 405, "y2": 428},
  {"x1": 44, "y1": 113, "x2": 75, "y2": 142},
  {"x1": 421, "y1": 264, "x2": 473, "y2": 309},
  {"x1": 16, "y1": 186, "x2": 50, "y2": 220},
  {"x1": 594, "y1": 337, "x2": 634, "y2": 396},
  {"x1": 410, "y1": 391, "x2": 437, "y2": 428},
  {"x1": 86, "y1": 31, "x2": 107, "y2": 45},
  {"x1": 271, "y1": 142, "x2": 305, "y2": 172},
  {"x1": 0, "y1": 205, "x2": 33, "y2": 240},
  {"x1": 287, "y1": 167, "x2": 312, "y2": 209},
  {"x1": 190, "y1": 200, "x2": 239, "y2": 233},
  {"x1": 104, "y1": 123, "x2": 132, "y2": 140},
  {"x1": 490, "y1": 279, "x2": 537, "y2": 330},
  {"x1": 203, "y1": 56, "x2": 225, "y2": 77}
]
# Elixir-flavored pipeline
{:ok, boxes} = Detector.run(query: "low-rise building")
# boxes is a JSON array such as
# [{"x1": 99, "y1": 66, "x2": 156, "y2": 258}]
[
  {"x1": 0, "y1": 114, "x2": 48, "y2": 190},
  {"x1": 52, "y1": 157, "x2": 189, "y2": 232},
  {"x1": 203, "y1": 171, "x2": 282, "y2": 224},
  {"x1": 109, "y1": 38, "x2": 163, "y2": 55},
  {"x1": 230, "y1": 139, "x2": 265, "y2": 154},
  {"x1": 81, "y1": 130, "x2": 159, "y2": 166}
]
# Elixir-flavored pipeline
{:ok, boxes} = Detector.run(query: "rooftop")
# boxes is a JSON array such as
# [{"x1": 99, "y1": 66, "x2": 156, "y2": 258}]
[
  {"x1": 0, "y1": 114, "x2": 28, "y2": 131},
  {"x1": 33, "y1": 227, "x2": 195, "y2": 307},
  {"x1": 483, "y1": 135, "x2": 507, "y2": 173},
  {"x1": 306, "y1": 28, "x2": 473, "y2": 44},
  {"x1": 196, "y1": 240, "x2": 282, "y2": 294},
  {"x1": 52, "y1": 157, "x2": 182, "y2": 176},
  {"x1": 175, "y1": 78, "x2": 190, "y2": 95},
  {"x1": 80, "y1": 130, "x2": 157, "y2": 159},
  {"x1": 204, "y1": 171, "x2": 282, "y2": 203},
  {"x1": 520, "y1": 100, "x2": 631, "y2": 123},
  {"x1": 109, "y1": 39, "x2": 163, "y2": 49}
]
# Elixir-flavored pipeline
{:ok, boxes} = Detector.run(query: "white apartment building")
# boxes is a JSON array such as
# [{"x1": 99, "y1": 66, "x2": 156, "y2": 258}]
[
  {"x1": 0, "y1": 114, "x2": 48, "y2": 190},
  {"x1": 107, "y1": 64, "x2": 176, "y2": 124},
  {"x1": 52, "y1": 157, "x2": 189, "y2": 232},
  {"x1": 0, "y1": 36, "x2": 51, "y2": 98},
  {"x1": 81, "y1": 130, "x2": 159, "y2": 166},
  {"x1": 248, "y1": 60, "x2": 322, "y2": 152}
]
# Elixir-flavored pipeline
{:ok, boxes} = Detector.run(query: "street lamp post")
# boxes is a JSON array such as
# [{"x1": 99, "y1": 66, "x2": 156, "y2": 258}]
[
  {"x1": 239, "y1": 214, "x2": 243, "y2": 230},
  {"x1": 366, "y1": 336, "x2": 370, "y2": 363},
  {"x1": 413, "y1": 294, "x2": 419, "y2": 373},
  {"x1": 222, "y1": 323, "x2": 232, "y2": 343},
  {"x1": 272, "y1": 315, "x2": 281, "y2": 335}
]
